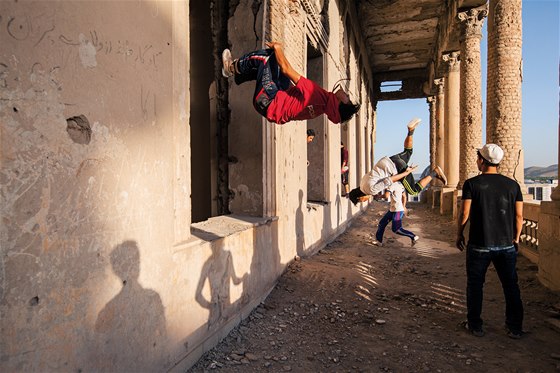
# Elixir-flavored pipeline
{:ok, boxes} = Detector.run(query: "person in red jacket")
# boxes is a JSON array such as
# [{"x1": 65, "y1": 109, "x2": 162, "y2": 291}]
[{"x1": 222, "y1": 41, "x2": 360, "y2": 124}]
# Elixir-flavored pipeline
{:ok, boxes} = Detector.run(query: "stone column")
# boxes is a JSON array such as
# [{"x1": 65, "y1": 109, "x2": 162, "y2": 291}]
[
  {"x1": 442, "y1": 52, "x2": 460, "y2": 189},
  {"x1": 434, "y1": 78, "x2": 445, "y2": 174},
  {"x1": 486, "y1": 0, "x2": 524, "y2": 187},
  {"x1": 427, "y1": 96, "x2": 437, "y2": 170},
  {"x1": 458, "y1": 7, "x2": 487, "y2": 188},
  {"x1": 538, "y1": 121, "x2": 560, "y2": 290}
]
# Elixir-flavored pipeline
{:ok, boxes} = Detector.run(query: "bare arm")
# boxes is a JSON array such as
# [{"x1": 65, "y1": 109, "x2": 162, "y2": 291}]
[
  {"x1": 402, "y1": 191, "x2": 408, "y2": 214},
  {"x1": 514, "y1": 201, "x2": 523, "y2": 243},
  {"x1": 266, "y1": 41, "x2": 301, "y2": 84},
  {"x1": 390, "y1": 165, "x2": 418, "y2": 183},
  {"x1": 456, "y1": 199, "x2": 472, "y2": 251}
]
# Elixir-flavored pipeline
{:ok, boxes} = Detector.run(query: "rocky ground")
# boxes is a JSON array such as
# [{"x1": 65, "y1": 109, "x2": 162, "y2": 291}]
[{"x1": 189, "y1": 203, "x2": 560, "y2": 373}]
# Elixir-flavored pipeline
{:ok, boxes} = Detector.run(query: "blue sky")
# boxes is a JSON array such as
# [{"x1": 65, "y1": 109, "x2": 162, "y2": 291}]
[{"x1": 374, "y1": 0, "x2": 559, "y2": 170}]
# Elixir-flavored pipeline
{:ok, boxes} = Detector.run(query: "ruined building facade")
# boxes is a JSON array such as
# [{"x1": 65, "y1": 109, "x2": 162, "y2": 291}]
[{"x1": 2, "y1": 0, "x2": 559, "y2": 372}]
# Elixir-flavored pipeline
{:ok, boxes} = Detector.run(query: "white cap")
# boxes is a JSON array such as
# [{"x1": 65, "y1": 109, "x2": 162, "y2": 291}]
[{"x1": 478, "y1": 143, "x2": 504, "y2": 164}]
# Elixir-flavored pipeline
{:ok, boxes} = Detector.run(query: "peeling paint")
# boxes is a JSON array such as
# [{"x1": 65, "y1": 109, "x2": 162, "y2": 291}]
[{"x1": 78, "y1": 33, "x2": 97, "y2": 68}]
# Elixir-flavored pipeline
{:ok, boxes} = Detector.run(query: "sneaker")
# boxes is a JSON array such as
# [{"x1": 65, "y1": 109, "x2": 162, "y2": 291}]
[
  {"x1": 433, "y1": 165, "x2": 448, "y2": 185},
  {"x1": 461, "y1": 320, "x2": 485, "y2": 337},
  {"x1": 372, "y1": 240, "x2": 383, "y2": 247},
  {"x1": 222, "y1": 49, "x2": 234, "y2": 78},
  {"x1": 412, "y1": 236, "x2": 420, "y2": 245},
  {"x1": 506, "y1": 328, "x2": 524, "y2": 339},
  {"x1": 407, "y1": 118, "x2": 421, "y2": 131}
]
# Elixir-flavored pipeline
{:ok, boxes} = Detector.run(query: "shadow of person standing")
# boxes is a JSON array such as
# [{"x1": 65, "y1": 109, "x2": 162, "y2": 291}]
[
  {"x1": 195, "y1": 242, "x2": 246, "y2": 331},
  {"x1": 94, "y1": 241, "x2": 167, "y2": 372},
  {"x1": 296, "y1": 189, "x2": 306, "y2": 257}
]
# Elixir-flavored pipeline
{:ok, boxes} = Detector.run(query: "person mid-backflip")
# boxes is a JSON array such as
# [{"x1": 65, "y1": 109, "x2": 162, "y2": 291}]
[
  {"x1": 348, "y1": 118, "x2": 448, "y2": 205},
  {"x1": 221, "y1": 41, "x2": 360, "y2": 125}
]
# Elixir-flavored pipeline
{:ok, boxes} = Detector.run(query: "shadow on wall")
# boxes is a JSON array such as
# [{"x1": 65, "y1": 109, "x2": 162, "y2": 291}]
[
  {"x1": 195, "y1": 240, "x2": 248, "y2": 331},
  {"x1": 296, "y1": 189, "x2": 305, "y2": 257},
  {"x1": 179, "y1": 220, "x2": 281, "y2": 366},
  {"x1": 92, "y1": 241, "x2": 168, "y2": 372}
]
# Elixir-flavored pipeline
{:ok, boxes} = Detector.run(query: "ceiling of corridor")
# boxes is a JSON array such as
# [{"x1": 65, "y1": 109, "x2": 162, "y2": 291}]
[{"x1": 352, "y1": 0, "x2": 487, "y2": 101}]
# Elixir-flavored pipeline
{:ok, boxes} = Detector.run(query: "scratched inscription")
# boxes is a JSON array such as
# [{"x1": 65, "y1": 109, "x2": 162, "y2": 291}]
[{"x1": 1, "y1": 12, "x2": 164, "y2": 70}]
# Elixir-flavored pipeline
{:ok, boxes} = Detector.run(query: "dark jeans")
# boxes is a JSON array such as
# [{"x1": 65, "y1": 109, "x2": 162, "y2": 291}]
[
  {"x1": 375, "y1": 211, "x2": 416, "y2": 242},
  {"x1": 466, "y1": 246, "x2": 524, "y2": 332},
  {"x1": 389, "y1": 148, "x2": 423, "y2": 195},
  {"x1": 341, "y1": 171, "x2": 349, "y2": 186},
  {"x1": 234, "y1": 49, "x2": 291, "y2": 116}
]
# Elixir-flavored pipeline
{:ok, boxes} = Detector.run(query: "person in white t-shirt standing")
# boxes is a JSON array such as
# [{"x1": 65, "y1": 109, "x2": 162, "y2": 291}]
[
  {"x1": 372, "y1": 181, "x2": 419, "y2": 246},
  {"x1": 348, "y1": 118, "x2": 447, "y2": 205}
]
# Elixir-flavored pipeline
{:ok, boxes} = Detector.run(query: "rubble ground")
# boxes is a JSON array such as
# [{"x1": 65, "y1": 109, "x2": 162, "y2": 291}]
[{"x1": 189, "y1": 203, "x2": 560, "y2": 373}]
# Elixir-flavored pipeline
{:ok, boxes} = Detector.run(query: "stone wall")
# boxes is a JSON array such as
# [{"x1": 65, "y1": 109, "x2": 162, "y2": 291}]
[
  {"x1": 486, "y1": 0, "x2": 524, "y2": 183},
  {"x1": 0, "y1": 1, "x2": 374, "y2": 371}
]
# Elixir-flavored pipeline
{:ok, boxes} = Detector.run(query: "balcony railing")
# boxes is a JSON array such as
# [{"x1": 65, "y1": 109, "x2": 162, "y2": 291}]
[{"x1": 519, "y1": 201, "x2": 541, "y2": 263}]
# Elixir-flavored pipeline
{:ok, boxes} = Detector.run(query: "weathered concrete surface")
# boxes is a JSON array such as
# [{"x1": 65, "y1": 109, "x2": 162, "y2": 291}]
[
  {"x1": 0, "y1": 1, "x2": 182, "y2": 371},
  {"x1": 538, "y1": 201, "x2": 560, "y2": 291},
  {"x1": 1, "y1": 1, "x2": 374, "y2": 372},
  {"x1": 354, "y1": 0, "x2": 486, "y2": 99}
]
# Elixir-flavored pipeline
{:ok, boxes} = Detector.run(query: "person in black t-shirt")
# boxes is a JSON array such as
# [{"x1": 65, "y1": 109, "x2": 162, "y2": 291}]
[{"x1": 456, "y1": 144, "x2": 524, "y2": 339}]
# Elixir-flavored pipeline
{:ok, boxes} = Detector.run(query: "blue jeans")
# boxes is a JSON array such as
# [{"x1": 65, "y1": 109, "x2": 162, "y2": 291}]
[
  {"x1": 375, "y1": 211, "x2": 416, "y2": 242},
  {"x1": 466, "y1": 245, "x2": 524, "y2": 332},
  {"x1": 234, "y1": 49, "x2": 291, "y2": 116}
]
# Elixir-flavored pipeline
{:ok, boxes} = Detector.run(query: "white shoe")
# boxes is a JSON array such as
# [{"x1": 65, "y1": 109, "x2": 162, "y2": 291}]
[
  {"x1": 434, "y1": 165, "x2": 447, "y2": 185},
  {"x1": 412, "y1": 236, "x2": 420, "y2": 245},
  {"x1": 222, "y1": 49, "x2": 234, "y2": 78},
  {"x1": 372, "y1": 240, "x2": 383, "y2": 247},
  {"x1": 407, "y1": 118, "x2": 421, "y2": 131}
]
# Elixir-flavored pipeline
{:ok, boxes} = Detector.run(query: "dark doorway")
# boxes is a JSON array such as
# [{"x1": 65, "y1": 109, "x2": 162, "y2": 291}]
[{"x1": 190, "y1": 1, "x2": 214, "y2": 223}]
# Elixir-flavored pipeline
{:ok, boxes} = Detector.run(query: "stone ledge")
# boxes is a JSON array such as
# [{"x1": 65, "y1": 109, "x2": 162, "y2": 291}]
[{"x1": 190, "y1": 215, "x2": 279, "y2": 242}]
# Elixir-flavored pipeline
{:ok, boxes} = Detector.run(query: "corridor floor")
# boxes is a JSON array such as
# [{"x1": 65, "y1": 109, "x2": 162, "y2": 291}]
[{"x1": 189, "y1": 202, "x2": 560, "y2": 372}]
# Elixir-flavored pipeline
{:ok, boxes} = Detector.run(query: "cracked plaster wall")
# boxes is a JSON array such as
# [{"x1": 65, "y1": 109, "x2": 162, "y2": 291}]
[{"x1": 0, "y1": 1, "x2": 186, "y2": 371}]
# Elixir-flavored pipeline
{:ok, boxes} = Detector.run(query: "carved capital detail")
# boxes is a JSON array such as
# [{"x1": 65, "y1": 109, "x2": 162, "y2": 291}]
[
  {"x1": 458, "y1": 6, "x2": 487, "y2": 40},
  {"x1": 442, "y1": 52, "x2": 460, "y2": 73},
  {"x1": 434, "y1": 78, "x2": 445, "y2": 95}
]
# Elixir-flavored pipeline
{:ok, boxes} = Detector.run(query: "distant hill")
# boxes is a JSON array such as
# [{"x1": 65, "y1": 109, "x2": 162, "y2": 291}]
[
  {"x1": 524, "y1": 164, "x2": 558, "y2": 179},
  {"x1": 412, "y1": 165, "x2": 557, "y2": 180}
]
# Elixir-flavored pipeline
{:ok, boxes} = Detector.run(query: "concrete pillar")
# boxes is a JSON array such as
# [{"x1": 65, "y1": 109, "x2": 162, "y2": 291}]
[
  {"x1": 486, "y1": 0, "x2": 524, "y2": 187},
  {"x1": 458, "y1": 7, "x2": 487, "y2": 189},
  {"x1": 427, "y1": 96, "x2": 437, "y2": 170},
  {"x1": 442, "y1": 52, "x2": 460, "y2": 189},
  {"x1": 537, "y1": 122, "x2": 560, "y2": 290},
  {"x1": 434, "y1": 78, "x2": 445, "y2": 176}
]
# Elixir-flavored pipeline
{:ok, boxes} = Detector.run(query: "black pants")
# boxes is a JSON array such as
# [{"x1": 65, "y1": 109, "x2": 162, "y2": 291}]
[{"x1": 389, "y1": 148, "x2": 423, "y2": 196}]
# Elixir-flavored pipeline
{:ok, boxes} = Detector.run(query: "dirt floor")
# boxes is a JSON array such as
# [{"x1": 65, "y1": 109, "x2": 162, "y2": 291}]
[{"x1": 189, "y1": 203, "x2": 560, "y2": 373}]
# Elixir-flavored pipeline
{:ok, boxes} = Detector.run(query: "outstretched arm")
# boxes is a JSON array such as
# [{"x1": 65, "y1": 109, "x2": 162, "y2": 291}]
[
  {"x1": 390, "y1": 165, "x2": 418, "y2": 183},
  {"x1": 266, "y1": 41, "x2": 301, "y2": 84}
]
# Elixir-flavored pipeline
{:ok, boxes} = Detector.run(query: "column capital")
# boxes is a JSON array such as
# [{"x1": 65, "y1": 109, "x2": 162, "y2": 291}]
[
  {"x1": 442, "y1": 52, "x2": 460, "y2": 73},
  {"x1": 427, "y1": 96, "x2": 436, "y2": 105},
  {"x1": 458, "y1": 6, "x2": 488, "y2": 41},
  {"x1": 434, "y1": 78, "x2": 445, "y2": 94}
]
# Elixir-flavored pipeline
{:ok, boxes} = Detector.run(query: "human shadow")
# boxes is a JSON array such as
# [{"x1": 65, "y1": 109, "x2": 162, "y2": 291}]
[
  {"x1": 93, "y1": 241, "x2": 168, "y2": 372},
  {"x1": 195, "y1": 241, "x2": 247, "y2": 331},
  {"x1": 296, "y1": 189, "x2": 306, "y2": 257}
]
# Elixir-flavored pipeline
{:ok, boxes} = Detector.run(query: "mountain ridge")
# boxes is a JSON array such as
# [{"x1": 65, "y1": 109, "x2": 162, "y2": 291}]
[{"x1": 524, "y1": 164, "x2": 558, "y2": 178}]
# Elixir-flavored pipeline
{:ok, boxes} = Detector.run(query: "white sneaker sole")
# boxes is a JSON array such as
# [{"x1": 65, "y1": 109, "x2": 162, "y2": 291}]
[
  {"x1": 407, "y1": 118, "x2": 421, "y2": 131},
  {"x1": 435, "y1": 165, "x2": 447, "y2": 185},
  {"x1": 222, "y1": 49, "x2": 233, "y2": 78}
]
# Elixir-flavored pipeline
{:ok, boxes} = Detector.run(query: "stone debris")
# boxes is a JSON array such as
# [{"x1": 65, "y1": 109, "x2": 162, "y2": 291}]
[{"x1": 188, "y1": 204, "x2": 560, "y2": 373}]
